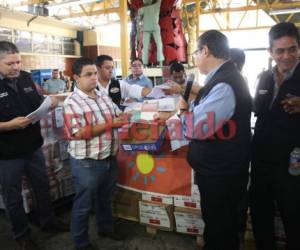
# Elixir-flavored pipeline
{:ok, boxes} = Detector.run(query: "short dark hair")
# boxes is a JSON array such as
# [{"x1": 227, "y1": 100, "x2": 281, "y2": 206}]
[
  {"x1": 95, "y1": 55, "x2": 113, "y2": 67},
  {"x1": 72, "y1": 57, "x2": 94, "y2": 76},
  {"x1": 269, "y1": 22, "x2": 300, "y2": 48},
  {"x1": 131, "y1": 58, "x2": 143, "y2": 65},
  {"x1": 197, "y1": 30, "x2": 229, "y2": 60},
  {"x1": 230, "y1": 48, "x2": 246, "y2": 72},
  {"x1": 170, "y1": 62, "x2": 185, "y2": 74},
  {"x1": 0, "y1": 41, "x2": 19, "y2": 59}
]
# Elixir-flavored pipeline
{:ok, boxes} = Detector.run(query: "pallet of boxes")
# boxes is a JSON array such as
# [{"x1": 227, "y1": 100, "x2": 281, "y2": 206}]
[
  {"x1": 40, "y1": 94, "x2": 75, "y2": 206},
  {"x1": 113, "y1": 100, "x2": 205, "y2": 247},
  {"x1": 173, "y1": 182, "x2": 204, "y2": 247}
]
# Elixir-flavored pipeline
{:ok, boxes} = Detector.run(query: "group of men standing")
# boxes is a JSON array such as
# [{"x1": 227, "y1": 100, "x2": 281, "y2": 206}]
[
  {"x1": 189, "y1": 22, "x2": 300, "y2": 250},
  {"x1": 0, "y1": 21, "x2": 299, "y2": 250}
]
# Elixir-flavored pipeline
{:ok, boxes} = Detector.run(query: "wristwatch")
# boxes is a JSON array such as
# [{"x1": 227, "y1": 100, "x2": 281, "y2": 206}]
[{"x1": 177, "y1": 108, "x2": 188, "y2": 118}]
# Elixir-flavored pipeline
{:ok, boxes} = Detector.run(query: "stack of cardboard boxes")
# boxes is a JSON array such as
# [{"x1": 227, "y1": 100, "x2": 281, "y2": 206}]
[
  {"x1": 140, "y1": 193, "x2": 175, "y2": 231},
  {"x1": 112, "y1": 185, "x2": 205, "y2": 238},
  {"x1": 173, "y1": 184, "x2": 204, "y2": 236},
  {"x1": 40, "y1": 100, "x2": 75, "y2": 205}
]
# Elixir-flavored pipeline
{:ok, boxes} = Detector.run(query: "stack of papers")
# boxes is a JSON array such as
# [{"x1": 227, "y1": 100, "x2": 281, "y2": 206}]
[{"x1": 145, "y1": 97, "x2": 176, "y2": 111}]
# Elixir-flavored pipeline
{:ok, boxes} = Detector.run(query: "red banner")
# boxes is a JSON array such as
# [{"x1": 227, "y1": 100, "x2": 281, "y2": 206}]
[{"x1": 117, "y1": 141, "x2": 192, "y2": 196}]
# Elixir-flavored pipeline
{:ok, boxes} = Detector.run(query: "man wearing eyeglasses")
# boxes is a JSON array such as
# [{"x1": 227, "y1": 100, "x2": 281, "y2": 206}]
[
  {"x1": 95, "y1": 55, "x2": 152, "y2": 106},
  {"x1": 155, "y1": 31, "x2": 252, "y2": 249},
  {"x1": 124, "y1": 58, "x2": 153, "y2": 88},
  {"x1": 250, "y1": 22, "x2": 300, "y2": 250}
]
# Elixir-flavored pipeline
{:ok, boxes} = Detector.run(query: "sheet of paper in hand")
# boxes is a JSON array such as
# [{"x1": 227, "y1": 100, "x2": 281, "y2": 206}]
[{"x1": 26, "y1": 96, "x2": 52, "y2": 124}]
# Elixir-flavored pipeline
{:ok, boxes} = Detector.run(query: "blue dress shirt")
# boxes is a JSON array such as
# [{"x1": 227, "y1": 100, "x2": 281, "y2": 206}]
[
  {"x1": 183, "y1": 62, "x2": 236, "y2": 139},
  {"x1": 124, "y1": 74, "x2": 153, "y2": 88}
]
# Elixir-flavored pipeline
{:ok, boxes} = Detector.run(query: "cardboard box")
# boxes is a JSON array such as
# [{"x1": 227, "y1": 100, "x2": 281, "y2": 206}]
[
  {"x1": 174, "y1": 185, "x2": 201, "y2": 209},
  {"x1": 142, "y1": 192, "x2": 173, "y2": 205},
  {"x1": 139, "y1": 200, "x2": 174, "y2": 231},
  {"x1": 174, "y1": 207, "x2": 204, "y2": 235},
  {"x1": 121, "y1": 124, "x2": 166, "y2": 152},
  {"x1": 112, "y1": 187, "x2": 141, "y2": 222}
]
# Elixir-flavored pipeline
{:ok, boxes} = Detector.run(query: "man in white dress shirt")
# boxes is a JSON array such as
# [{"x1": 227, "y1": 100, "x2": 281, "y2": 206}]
[{"x1": 95, "y1": 55, "x2": 152, "y2": 107}]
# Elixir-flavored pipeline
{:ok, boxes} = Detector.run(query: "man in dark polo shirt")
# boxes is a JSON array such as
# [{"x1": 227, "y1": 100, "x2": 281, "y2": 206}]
[
  {"x1": 0, "y1": 41, "x2": 67, "y2": 250},
  {"x1": 250, "y1": 22, "x2": 300, "y2": 250}
]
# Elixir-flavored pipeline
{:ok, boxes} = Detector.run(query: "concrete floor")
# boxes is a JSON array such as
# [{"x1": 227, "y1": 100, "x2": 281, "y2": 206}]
[{"x1": 0, "y1": 210, "x2": 258, "y2": 250}]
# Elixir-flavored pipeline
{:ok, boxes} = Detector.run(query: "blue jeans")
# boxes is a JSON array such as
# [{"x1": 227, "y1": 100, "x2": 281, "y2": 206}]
[
  {"x1": 0, "y1": 148, "x2": 55, "y2": 239},
  {"x1": 70, "y1": 156, "x2": 118, "y2": 248}
]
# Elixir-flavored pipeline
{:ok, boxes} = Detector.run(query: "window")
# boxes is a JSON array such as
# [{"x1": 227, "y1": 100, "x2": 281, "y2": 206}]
[
  {"x1": 62, "y1": 37, "x2": 75, "y2": 55},
  {"x1": 32, "y1": 33, "x2": 49, "y2": 53},
  {"x1": 49, "y1": 35, "x2": 63, "y2": 54},
  {"x1": 0, "y1": 26, "x2": 76, "y2": 56},
  {"x1": 0, "y1": 27, "x2": 12, "y2": 42},
  {"x1": 14, "y1": 30, "x2": 32, "y2": 53}
]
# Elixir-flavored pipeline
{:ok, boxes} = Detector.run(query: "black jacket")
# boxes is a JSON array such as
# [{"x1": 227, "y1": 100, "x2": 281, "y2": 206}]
[
  {"x1": 252, "y1": 64, "x2": 300, "y2": 167},
  {"x1": 0, "y1": 71, "x2": 43, "y2": 159},
  {"x1": 187, "y1": 61, "x2": 252, "y2": 176}
]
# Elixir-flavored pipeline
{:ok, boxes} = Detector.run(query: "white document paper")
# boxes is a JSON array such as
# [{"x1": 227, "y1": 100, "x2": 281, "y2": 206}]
[
  {"x1": 156, "y1": 84, "x2": 171, "y2": 90},
  {"x1": 54, "y1": 107, "x2": 64, "y2": 128},
  {"x1": 146, "y1": 86, "x2": 166, "y2": 99},
  {"x1": 146, "y1": 97, "x2": 176, "y2": 111},
  {"x1": 26, "y1": 96, "x2": 52, "y2": 124},
  {"x1": 166, "y1": 114, "x2": 189, "y2": 151},
  {"x1": 157, "y1": 97, "x2": 176, "y2": 111},
  {"x1": 140, "y1": 112, "x2": 157, "y2": 121}
]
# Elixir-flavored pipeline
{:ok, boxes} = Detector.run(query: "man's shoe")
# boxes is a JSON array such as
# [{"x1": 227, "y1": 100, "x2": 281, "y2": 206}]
[
  {"x1": 17, "y1": 234, "x2": 40, "y2": 250},
  {"x1": 98, "y1": 231, "x2": 125, "y2": 241},
  {"x1": 41, "y1": 219, "x2": 70, "y2": 233},
  {"x1": 76, "y1": 243, "x2": 98, "y2": 250}
]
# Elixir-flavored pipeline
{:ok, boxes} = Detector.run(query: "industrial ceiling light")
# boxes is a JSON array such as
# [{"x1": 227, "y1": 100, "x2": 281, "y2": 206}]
[{"x1": 269, "y1": 8, "x2": 300, "y2": 15}]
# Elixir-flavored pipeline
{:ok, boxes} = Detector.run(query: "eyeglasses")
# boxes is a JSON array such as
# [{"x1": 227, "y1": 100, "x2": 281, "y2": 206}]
[
  {"x1": 192, "y1": 47, "x2": 203, "y2": 58},
  {"x1": 80, "y1": 72, "x2": 98, "y2": 78},
  {"x1": 131, "y1": 64, "x2": 143, "y2": 68}
]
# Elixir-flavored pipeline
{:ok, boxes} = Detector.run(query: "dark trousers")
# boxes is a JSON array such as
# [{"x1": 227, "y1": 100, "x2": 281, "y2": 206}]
[
  {"x1": 0, "y1": 148, "x2": 55, "y2": 239},
  {"x1": 196, "y1": 172, "x2": 248, "y2": 250},
  {"x1": 250, "y1": 164, "x2": 300, "y2": 250}
]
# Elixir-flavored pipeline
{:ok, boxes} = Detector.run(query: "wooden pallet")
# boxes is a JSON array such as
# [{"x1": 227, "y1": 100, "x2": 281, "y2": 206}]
[{"x1": 145, "y1": 225, "x2": 204, "y2": 247}]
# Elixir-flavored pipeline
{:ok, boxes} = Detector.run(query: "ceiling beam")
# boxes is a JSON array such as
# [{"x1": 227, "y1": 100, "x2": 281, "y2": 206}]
[
  {"x1": 57, "y1": 7, "x2": 119, "y2": 19},
  {"x1": 183, "y1": 0, "x2": 300, "y2": 14},
  {"x1": 8, "y1": 0, "x2": 49, "y2": 7}
]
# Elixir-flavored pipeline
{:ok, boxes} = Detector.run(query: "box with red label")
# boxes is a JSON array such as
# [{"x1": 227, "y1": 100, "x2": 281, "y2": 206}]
[
  {"x1": 139, "y1": 201, "x2": 174, "y2": 231},
  {"x1": 142, "y1": 192, "x2": 173, "y2": 205},
  {"x1": 174, "y1": 207, "x2": 204, "y2": 235},
  {"x1": 174, "y1": 185, "x2": 200, "y2": 209}
]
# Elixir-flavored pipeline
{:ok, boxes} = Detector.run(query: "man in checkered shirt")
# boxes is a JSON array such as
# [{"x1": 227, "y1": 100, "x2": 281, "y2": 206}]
[{"x1": 64, "y1": 57, "x2": 129, "y2": 250}]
